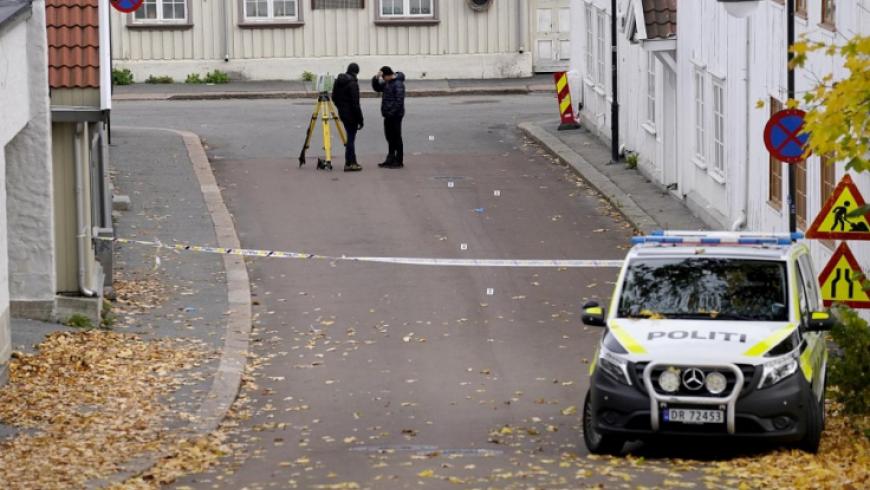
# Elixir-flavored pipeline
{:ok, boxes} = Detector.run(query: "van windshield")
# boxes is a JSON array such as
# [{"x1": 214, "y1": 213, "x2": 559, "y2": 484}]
[{"x1": 617, "y1": 258, "x2": 789, "y2": 321}]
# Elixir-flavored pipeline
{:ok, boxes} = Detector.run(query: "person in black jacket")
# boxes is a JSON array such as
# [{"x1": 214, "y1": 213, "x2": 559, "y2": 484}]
[
  {"x1": 371, "y1": 66, "x2": 405, "y2": 169},
  {"x1": 331, "y1": 63, "x2": 364, "y2": 172}
]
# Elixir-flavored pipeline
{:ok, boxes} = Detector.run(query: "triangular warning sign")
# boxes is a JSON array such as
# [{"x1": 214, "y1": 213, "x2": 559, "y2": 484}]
[
  {"x1": 806, "y1": 174, "x2": 870, "y2": 240},
  {"x1": 818, "y1": 242, "x2": 870, "y2": 308}
]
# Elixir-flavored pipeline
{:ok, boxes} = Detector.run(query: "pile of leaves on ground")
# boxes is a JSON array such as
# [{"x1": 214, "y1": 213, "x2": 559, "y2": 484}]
[
  {"x1": 704, "y1": 404, "x2": 868, "y2": 489},
  {"x1": 0, "y1": 330, "x2": 212, "y2": 488}
]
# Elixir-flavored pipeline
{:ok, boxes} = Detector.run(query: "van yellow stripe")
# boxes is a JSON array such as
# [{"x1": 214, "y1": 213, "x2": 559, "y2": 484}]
[
  {"x1": 800, "y1": 347, "x2": 813, "y2": 381},
  {"x1": 609, "y1": 322, "x2": 647, "y2": 354},
  {"x1": 743, "y1": 324, "x2": 797, "y2": 357}
]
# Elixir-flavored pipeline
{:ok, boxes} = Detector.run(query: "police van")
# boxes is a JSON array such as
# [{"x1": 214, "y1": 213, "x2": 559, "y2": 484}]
[{"x1": 581, "y1": 231, "x2": 833, "y2": 454}]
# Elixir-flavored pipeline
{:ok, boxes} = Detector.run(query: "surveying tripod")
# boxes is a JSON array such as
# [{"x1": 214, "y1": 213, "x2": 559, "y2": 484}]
[{"x1": 298, "y1": 86, "x2": 347, "y2": 171}]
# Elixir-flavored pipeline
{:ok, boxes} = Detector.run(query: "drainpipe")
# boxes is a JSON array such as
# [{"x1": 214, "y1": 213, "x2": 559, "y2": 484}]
[
  {"x1": 75, "y1": 123, "x2": 96, "y2": 297},
  {"x1": 222, "y1": 0, "x2": 230, "y2": 61},
  {"x1": 518, "y1": 0, "x2": 527, "y2": 53},
  {"x1": 732, "y1": 17, "x2": 752, "y2": 231}
]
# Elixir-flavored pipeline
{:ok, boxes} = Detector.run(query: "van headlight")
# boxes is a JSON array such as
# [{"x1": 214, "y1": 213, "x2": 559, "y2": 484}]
[
  {"x1": 758, "y1": 354, "x2": 799, "y2": 389},
  {"x1": 599, "y1": 351, "x2": 632, "y2": 386}
]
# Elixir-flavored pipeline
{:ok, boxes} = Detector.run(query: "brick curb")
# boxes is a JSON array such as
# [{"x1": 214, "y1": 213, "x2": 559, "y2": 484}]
[{"x1": 518, "y1": 120, "x2": 659, "y2": 235}]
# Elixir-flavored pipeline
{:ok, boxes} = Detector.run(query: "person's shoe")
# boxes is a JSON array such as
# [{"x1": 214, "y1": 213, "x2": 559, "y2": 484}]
[
  {"x1": 344, "y1": 162, "x2": 362, "y2": 172},
  {"x1": 383, "y1": 162, "x2": 404, "y2": 169}
]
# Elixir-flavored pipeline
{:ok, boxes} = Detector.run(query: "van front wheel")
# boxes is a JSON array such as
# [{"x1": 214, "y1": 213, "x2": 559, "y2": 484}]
[{"x1": 583, "y1": 391, "x2": 624, "y2": 455}]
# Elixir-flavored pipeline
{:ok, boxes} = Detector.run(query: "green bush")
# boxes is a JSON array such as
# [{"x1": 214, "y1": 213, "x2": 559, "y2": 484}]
[
  {"x1": 185, "y1": 73, "x2": 204, "y2": 84},
  {"x1": 145, "y1": 75, "x2": 174, "y2": 84},
  {"x1": 626, "y1": 152, "x2": 639, "y2": 169},
  {"x1": 112, "y1": 68, "x2": 134, "y2": 85},
  {"x1": 204, "y1": 69, "x2": 230, "y2": 84},
  {"x1": 300, "y1": 70, "x2": 316, "y2": 82},
  {"x1": 65, "y1": 314, "x2": 93, "y2": 329},
  {"x1": 830, "y1": 306, "x2": 870, "y2": 415}
]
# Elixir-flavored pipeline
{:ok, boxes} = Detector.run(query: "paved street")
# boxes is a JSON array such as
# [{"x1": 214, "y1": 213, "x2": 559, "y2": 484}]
[{"x1": 113, "y1": 96, "x2": 701, "y2": 489}]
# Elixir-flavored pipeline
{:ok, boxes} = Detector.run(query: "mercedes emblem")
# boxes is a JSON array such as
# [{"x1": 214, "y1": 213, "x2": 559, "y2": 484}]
[{"x1": 681, "y1": 367, "x2": 706, "y2": 391}]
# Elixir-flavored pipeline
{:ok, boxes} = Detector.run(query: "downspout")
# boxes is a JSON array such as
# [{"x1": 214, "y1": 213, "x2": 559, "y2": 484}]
[
  {"x1": 518, "y1": 0, "x2": 527, "y2": 53},
  {"x1": 75, "y1": 123, "x2": 96, "y2": 297},
  {"x1": 222, "y1": 0, "x2": 230, "y2": 61},
  {"x1": 732, "y1": 17, "x2": 751, "y2": 231}
]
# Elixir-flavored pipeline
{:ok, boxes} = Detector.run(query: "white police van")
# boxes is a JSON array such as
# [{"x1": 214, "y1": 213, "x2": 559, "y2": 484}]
[{"x1": 581, "y1": 231, "x2": 832, "y2": 454}]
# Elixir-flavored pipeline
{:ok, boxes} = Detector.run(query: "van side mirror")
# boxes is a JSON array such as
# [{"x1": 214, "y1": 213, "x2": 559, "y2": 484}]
[
  {"x1": 806, "y1": 311, "x2": 836, "y2": 332},
  {"x1": 582, "y1": 301, "x2": 606, "y2": 327}
]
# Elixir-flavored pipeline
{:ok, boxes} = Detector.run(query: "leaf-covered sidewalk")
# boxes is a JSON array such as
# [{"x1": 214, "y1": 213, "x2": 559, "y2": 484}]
[{"x1": 0, "y1": 330, "x2": 224, "y2": 489}]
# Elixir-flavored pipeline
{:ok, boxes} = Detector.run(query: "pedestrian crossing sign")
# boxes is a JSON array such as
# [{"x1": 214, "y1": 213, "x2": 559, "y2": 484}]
[
  {"x1": 806, "y1": 174, "x2": 870, "y2": 240},
  {"x1": 818, "y1": 242, "x2": 870, "y2": 308}
]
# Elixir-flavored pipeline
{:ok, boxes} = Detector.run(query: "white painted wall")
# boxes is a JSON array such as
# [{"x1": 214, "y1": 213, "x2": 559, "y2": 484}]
[
  {"x1": 0, "y1": 11, "x2": 33, "y2": 368},
  {"x1": 5, "y1": 0, "x2": 56, "y2": 310},
  {"x1": 111, "y1": 0, "x2": 533, "y2": 79}
]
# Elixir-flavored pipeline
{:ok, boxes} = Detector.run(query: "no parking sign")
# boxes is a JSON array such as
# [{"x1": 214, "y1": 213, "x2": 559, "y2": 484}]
[
  {"x1": 111, "y1": 0, "x2": 144, "y2": 13},
  {"x1": 763, "y1": 109, "x2": 811, "y2": 163}
]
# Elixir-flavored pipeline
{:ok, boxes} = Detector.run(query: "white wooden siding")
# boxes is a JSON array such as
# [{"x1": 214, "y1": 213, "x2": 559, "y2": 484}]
[{"x1": 112, "y1": 0, "x2": 520, "y2": 61}]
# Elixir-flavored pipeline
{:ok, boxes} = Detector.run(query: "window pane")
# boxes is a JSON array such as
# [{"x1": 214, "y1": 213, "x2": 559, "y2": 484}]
[
  {"x1": 274, "y1": 0, "x2": 296, "y2": 17},
  {"x1": 420, "y1": 0, "x2": 431, "y2": 14},
  {"x1": 409, "y1": 0, "x2": 421, "y2": 15},
  {"x1": 796, "y1": 160, "x2": 807, "y2": 228},
  {"x1": 247, "y1": 0, "x2": 268, "y2": 17}
]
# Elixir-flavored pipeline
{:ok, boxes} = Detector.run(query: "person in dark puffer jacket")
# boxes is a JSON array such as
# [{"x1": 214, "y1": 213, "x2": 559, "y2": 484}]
[
  {"x1": 332, "y1": 63, "x2": 364, "y2": 172},
  {"x1": 371, "y1": 66, "x2": 406, "y2": 169}
]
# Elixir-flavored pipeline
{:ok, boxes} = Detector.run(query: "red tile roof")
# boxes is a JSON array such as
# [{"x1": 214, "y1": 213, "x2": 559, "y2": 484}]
[
  {"x1": 46, "y1": 0, "x2": 100, "y2": 89},
  {"x1": 642, "y1": 0, "x2": 677, "y2": 40}
]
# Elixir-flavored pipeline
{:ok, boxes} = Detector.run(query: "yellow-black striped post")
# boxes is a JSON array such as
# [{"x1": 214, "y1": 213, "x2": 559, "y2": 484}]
[{"x1": 553, "y1": 72, "x2": 580, "y2": 131}]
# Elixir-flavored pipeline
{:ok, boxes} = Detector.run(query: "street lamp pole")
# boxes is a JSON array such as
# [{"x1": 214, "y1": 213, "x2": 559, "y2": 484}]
[
  {"x1": 786, "y1": 0, "x2": 797, "y2": 235},
  {"x1": 610, "y1": 0, "x2": 619, "y2": 164}
]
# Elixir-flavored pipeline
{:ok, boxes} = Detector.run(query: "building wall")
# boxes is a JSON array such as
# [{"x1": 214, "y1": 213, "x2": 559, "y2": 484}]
[
  {"x1": 0, "y1": 7, "x2": 34, "y2": 370},
  {"x1": 51, "y1": 88, "x2": 101, "y2": 107},
  {"x1": 52, "y1": 122, "x2": 96, "y2": 294},
  {"x1": 110, "y1": 0, "x2": 532, "y2": 79},
  {"x1": 6, "y1": 0, "x2": 56, "y2": 321}
]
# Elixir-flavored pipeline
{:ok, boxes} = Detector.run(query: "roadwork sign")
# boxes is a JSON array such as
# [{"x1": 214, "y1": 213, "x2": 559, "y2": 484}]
[
  {"x1": 806, "y1": 174, "x2": 870, "y2": 240},
  {"x1": 818, "y1": 242, "x2": 870, "y2": 308},
  {"x1": 763, "y1": 109, "x2": 810, "y2": 164}
]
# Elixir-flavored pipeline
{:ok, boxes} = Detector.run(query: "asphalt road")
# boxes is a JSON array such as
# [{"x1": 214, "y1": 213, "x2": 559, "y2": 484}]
[{"x1": 113, "y1": 96, "x2": 713, "y2": 489}]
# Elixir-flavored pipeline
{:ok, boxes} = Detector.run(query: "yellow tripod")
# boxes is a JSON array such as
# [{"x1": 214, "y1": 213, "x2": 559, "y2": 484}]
[{"x1": 298, "y1": 91, "x2": 347, "y2": 171}]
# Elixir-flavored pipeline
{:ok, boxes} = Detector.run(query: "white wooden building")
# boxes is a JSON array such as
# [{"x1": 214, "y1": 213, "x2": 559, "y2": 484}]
[
  {"x1": 110, "y1": 0, "x2": 576, "y2": 80},
  {"x1": 569, "y1": 0, "x2": 870, "y2": 280}
]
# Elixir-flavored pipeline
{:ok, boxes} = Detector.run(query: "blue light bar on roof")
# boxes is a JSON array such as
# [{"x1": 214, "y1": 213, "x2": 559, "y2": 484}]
[{"x1": 631, "y1": 231, "x2": 803, "y2": 246}]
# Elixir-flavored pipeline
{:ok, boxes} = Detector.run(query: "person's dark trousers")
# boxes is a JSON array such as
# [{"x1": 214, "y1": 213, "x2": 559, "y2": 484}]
[
  {"x1": 344, "y1": 122, "x2": 358, "y2": 164},
  {"x1": 384, "y1": 115, "x2": 404, "y2": 164}
]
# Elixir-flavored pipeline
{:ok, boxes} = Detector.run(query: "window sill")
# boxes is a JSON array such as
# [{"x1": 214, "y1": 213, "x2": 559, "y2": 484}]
[
  {"x1": 128, "y1": 22, "x2": 193, "y2": 30},
  {"x1": 593, "y1": 85, "x2": 606, "y2": 97},
  {"x1": 767, "y1": 201, "x2": 783, "y2": 215},
  {"x1": 374, "y1": 18, "x2": 440, "y2": 26},
  {"x1": 239, "y1": 20, "x2": 304, "y2": 28},
  {"x1": 641, "y1": 121, "x2": 656, "y2": 136},
  {"x1": 692, "y1": 156, "x2": 706, "y2": 170},
  {"x1": 819, "y1": 22, "x2": 837, "y2": 34},
  {"x1": 709, "y1": 168, "x2": 726, "y2": 185},
  {"x1": 583, "y1": 78, "x2": 595, "y2": 87}
]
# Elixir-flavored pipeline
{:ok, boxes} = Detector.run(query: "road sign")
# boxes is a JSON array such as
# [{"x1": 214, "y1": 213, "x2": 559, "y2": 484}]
[
  {"x1": 818, "y1": 242, "x2": 870, "y2": 308},
  {"x1": 111, "y1": 0, "x2": 144, "y2": 13},
  {"x1": 763, "y1": 109, "x2": 811, "y2": 164},
  {"x1": 806, "y1": 174, "x2": 870, "y2": 240}
]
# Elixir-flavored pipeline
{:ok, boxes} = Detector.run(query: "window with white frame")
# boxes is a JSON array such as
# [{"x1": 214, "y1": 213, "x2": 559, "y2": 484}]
[
  {"x1": 244, "y1": 0, "x2": 298, "y2": 20},
  {"x1": 711, "y1": 78, "x2": 726, "y2": 177},
  {"x1": 381, "y1": 0, "x2": 433, "y2": 16},
  {"x1": 693, "y1": 69, "x2": 706, "y2": 162},
  {"x1": 595, "y1": 10, "x2": 606, "y2": 86},
  {"x1": 134, "y1": 0, "x2": 187, "y2": 22},
  {"x1": 647, "y1": 52, "x2": 656, "y2": 125},
  {"x1": 585, "y1": 4, "x2": 594, "y2": 81}
]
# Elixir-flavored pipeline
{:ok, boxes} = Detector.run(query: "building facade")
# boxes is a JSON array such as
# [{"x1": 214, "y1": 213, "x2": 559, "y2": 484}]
[
  {"x1": 569, "y1": 0, "x2": 870, "y2": 283},
  {"x1": 1, "y1": 0, "x2": 53, "y2": 373},
  {"x1": 109, "y1": 0, "x2": 576, "y2": 80}
]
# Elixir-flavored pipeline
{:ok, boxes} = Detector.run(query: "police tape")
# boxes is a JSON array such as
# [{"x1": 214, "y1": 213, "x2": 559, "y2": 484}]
[{"x1": 98, "y1": 237, "x2": 624, "y2": 268}]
